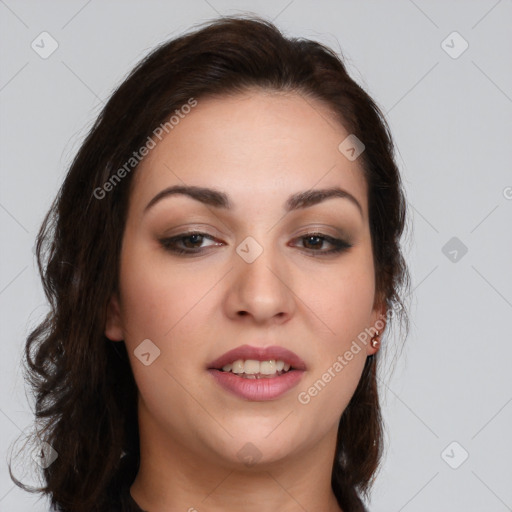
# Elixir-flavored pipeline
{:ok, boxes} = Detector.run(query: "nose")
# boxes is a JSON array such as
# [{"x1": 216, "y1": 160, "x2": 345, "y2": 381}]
[{"x1": 223, "y1": 240, "x2": 296, "y2": 325}]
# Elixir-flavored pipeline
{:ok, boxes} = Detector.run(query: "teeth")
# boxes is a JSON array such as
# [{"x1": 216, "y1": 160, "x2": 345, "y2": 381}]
[
  {"x1": 244, "y1": 360, "x2": 260, "y2": 375},
  {"x1": 259, "y1": 360, "x2": 276, "y2": 375},
  {"x1": 220, "y1": 359, "x2": 292, "y2": 376},
  {"x1": 232, "y1": 360, "x2": 244, "y2": 373}
]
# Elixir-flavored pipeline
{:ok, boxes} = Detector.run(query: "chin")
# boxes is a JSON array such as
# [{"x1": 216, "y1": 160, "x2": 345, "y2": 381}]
[{"x1": 211, "y1": 433, "x2": 298, "y2": 468}]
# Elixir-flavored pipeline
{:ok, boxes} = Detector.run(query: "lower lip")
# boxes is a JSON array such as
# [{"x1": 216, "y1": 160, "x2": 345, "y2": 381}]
[{"x1": 208, "y1": 369, "x2": 305, "y2": 401}]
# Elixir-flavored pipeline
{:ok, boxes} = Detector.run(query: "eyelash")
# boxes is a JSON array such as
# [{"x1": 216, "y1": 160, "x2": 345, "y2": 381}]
[{"x1": 159, "y1": 231, "x2": 353, "y2": 256}]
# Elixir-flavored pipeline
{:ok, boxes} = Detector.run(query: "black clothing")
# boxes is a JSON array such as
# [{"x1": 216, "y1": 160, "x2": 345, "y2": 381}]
[{"x1": 115, "y1": 482, "x2": 146, "y2": 512}]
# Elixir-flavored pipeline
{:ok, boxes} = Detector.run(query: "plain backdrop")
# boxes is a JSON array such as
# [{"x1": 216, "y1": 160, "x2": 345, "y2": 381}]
[{"x1": 1, "y1": 1, "x2": 511, "y2": 511}]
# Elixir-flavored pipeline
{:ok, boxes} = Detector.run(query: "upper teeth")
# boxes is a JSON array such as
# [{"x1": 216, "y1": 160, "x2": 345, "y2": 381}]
[{"x1": 222, "y1": 359, "x2": 291, "y2": 374}]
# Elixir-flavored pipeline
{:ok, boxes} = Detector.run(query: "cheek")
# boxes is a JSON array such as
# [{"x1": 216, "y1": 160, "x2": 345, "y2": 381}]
[
  {"x1": 116, "y1": 245, "x2": 214, "y2": 429},
  {"x1": 296, "y1": 293, "x2": 372, "y2": 431},
  {"x1": 118, "y1": 241, "x2": 210, "y2": 342},
  {"x1": 117, "y1": 241, "x2": 224, "y2": 400},
  {"x1": 319, "y1": 252, "x2": 376, "y2": 344},
  {"x1": 297, "y1": 251, "x2": 375, "y2": 415}
]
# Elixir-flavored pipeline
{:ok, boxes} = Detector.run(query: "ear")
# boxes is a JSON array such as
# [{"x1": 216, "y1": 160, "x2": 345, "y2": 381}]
[
  {"x1": 105, "y1": 292, "x2": 124, "y2": 342},
  {"x1": 366, "y1": 296, "x2": 387, "y2": 356}
]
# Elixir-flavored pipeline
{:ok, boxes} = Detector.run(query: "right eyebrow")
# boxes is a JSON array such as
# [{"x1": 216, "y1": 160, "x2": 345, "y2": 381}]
[{"x1": 144, "y1": 185, "x2": 231, "y2": 213}]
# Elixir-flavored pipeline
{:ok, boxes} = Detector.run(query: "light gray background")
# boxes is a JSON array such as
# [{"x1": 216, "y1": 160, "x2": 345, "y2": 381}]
[{"x1": 1, "y1": 1, "x2": 511, "y2": 511}]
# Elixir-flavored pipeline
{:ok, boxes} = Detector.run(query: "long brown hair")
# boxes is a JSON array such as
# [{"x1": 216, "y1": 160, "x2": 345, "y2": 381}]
[{"x1": 11, "y1": 15, "x2": 409, "y2": 511}]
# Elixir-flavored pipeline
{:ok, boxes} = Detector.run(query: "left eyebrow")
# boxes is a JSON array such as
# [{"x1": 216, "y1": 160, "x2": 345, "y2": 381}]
[
  {"x1": 143, "y1": 185, "x2": 363, "y2": 217},
  {"x1": 285, "y1": 187, "x2": 363, "y2": 216}
]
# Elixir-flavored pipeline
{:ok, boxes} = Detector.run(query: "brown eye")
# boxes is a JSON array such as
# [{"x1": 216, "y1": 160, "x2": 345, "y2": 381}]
[
  {"x1": 294, "y1": 233, "x2": 352, "y2": 255},
  {"x1": 180, "y1": 233, "x2": 205, "y2": 249},
  {"x1": 302, "y1": 235, "x2": 325, "y2": 250},
  {"x1": 159, "y1": 232, "x2": 221, "y2": 255}
]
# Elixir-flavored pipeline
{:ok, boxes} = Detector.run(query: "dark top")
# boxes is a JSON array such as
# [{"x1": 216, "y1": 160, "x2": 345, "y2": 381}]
[{"x1": 114, "y1": 483, "x2": 146, "y2": 512}]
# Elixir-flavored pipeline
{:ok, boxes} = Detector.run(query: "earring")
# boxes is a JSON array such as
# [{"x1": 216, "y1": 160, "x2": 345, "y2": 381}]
[{"x1": 371, "y1": 331, "x2": 380, "y2": 348}]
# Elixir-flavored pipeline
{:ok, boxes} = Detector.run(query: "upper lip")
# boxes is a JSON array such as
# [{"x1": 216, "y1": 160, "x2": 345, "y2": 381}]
[{"x1": 208, "y1": 344, "x2": 307, "y2": 371}]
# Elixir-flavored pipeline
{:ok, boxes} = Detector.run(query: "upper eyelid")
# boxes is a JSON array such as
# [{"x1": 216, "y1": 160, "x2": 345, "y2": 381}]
[
  {"x1": 164, "y1": 230, "x2": 344, "y2": 240},
  {"x1": 155, "y1": 214, "x2": 355, "y2": 238},
  {"x1": 162, "y1": 223, "x2": 350, "y2": 239}
]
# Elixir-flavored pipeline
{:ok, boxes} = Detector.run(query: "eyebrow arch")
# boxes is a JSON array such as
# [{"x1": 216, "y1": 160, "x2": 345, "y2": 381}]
[{"x1": 144, "y1": 185, "x2": 363, "y2": 216}]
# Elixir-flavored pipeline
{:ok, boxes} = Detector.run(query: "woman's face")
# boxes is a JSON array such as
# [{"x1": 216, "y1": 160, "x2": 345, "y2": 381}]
[{"x1": 106, "y1": 90, "x2": 383, "y2": 469}]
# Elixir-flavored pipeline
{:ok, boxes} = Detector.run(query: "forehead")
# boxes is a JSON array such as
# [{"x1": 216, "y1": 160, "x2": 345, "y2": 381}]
[{"x1": 130, "y1": 89, "x2": 368, "y2": 217}]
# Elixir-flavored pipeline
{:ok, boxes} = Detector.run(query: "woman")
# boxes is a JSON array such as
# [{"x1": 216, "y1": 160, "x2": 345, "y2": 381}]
[{"x1": 12, "y1": 15, "x2": 409, "y2": 512}]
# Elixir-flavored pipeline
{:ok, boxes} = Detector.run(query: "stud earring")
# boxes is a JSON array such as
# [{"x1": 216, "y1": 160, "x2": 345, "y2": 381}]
[{"x1": 371, "y1": 331, "x2": 380, "y2": 349}]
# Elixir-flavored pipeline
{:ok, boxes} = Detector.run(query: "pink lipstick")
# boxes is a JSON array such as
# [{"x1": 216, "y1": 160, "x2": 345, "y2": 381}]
[{"x1": 207, "y1": 344, "x2": 306, "y2": 401}]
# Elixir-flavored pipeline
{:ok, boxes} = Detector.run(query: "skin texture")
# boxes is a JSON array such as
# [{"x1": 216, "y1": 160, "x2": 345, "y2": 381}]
[{"x1": 105, "y1": 90, "x2": 385, "y2": 512}]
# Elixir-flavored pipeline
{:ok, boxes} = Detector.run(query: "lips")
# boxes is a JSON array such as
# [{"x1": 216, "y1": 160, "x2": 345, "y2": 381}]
[
  {"x1": 207, "y1": 344, "x2": 307, "y2": 371},
  {"x1": 207, "y1": 344, "x2": 306, "y2": 401}
]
